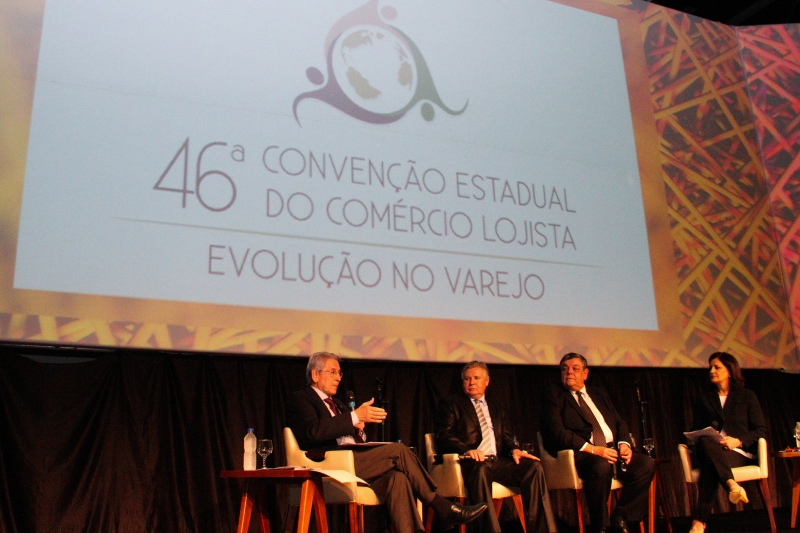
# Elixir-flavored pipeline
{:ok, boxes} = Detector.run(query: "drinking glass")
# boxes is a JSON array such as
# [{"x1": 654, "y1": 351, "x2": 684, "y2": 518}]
[
  {"x1": 258, "y1": 439, "x2": 273, "y2": 469},
  {"x1": 522, "y1": 443, "x2": 535, "y2": 455},
  {"x1": 643, "y1": 438, "x2": 655, "y2": 457}
]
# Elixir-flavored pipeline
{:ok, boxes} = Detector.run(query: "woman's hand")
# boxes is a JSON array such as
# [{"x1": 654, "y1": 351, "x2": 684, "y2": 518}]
[{"x1": 719, "y1": 436, "x2": 742, "y2": 450}]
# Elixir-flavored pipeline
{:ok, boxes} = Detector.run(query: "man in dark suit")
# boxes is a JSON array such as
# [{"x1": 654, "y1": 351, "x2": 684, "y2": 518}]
[
  {"x1": 540, "y1": 353, "x2": 655, "y2": 533},
  {"x1": 435, "y1": 361, "x2": 556, "y2": 533},
  {"x1": 286, "y1": 352, "x2": 487, "y2": 533}
]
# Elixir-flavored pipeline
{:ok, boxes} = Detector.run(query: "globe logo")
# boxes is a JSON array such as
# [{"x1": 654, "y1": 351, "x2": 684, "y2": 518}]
[
  {"x1": 293, "y1": 1, "x2": 466, "y2": 125},
  {"x1": 332, "y1": 25, "x2": 417, "y2": 115}
]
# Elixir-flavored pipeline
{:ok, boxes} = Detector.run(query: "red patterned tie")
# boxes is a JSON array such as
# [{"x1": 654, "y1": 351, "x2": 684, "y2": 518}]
[
  {"x1": 324, "y1": 397, "x2": 365, "y2": 443},
  {"x1": 323, "y1": 397, "x2": 340, "y2": 414}
]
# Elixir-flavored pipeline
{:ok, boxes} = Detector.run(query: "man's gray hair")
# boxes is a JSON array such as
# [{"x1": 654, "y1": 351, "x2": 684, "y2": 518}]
[
  {"x1": 559, "y1": 352, "x2": 588, "y2": 369},
  {"x1": 306, "y1": 351, "x2": 340, "y2": 385},
  {"x1": 461, "y1": 360, "x2": 490, "y2": 380}
]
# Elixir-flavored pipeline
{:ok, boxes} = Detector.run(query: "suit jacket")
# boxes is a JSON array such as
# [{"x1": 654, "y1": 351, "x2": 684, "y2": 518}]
[
  {"x1": 540, "y1": 383, "x2": 629, "y2": 457},
  {"x1": 435, "y1": 393, "x2": 517, "y2": 457},
  {"x1": 690, "y1": 387, "x2": 766, "y2": 454},
  {"x1": 286, "y1": 387, "x2": 360, "y2": 453}
]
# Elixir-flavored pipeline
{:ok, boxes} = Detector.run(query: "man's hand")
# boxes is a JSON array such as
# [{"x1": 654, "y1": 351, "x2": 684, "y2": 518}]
[
  {"x1": 512, "y1": 448, "x2": 540, "y2": 464},
  {"x1": 587, "y1": 444, "x2": 618, "y2": 465},
  {"x1": 618, "y1": 442, "x2": 633, "y2": 464},
  {"x1": 719, "y1": 436, "x2": 742, "y2": 450},
  {"x1": 354, "y1": 398, "x2": 387, "y2": 423},
  {"x1": 465, "y1": 449, "x2": 486, "y2": 461}
]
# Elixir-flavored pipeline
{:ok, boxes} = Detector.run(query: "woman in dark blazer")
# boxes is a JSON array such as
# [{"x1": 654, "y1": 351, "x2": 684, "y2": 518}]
[{"x1": 688, "y1": 352, "x2": 766, "y2": 533}]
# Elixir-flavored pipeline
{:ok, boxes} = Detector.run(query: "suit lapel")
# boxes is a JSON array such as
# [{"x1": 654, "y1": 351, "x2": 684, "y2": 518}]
[
  {"x1": 460, "y1": 394, "x2": 482, "y2": 430},
  {"x1": 307, "y1": 386, "x2": 340, "y2": 417},
  {"x1": 564, "y1": 386, "x2": 591, "y2": 425},
  {"x1": 709, "y1": 390, "x2": 724, "y2": 418}
]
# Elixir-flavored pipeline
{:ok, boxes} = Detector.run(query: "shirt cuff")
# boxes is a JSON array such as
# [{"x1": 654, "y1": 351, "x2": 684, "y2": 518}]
[{"x1": 350, "y1": 411, "x2": 360, "y2": 425}]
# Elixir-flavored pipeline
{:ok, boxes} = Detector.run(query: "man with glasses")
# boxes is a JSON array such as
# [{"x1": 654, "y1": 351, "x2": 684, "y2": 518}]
[
  {"x1": 540, "y1": 352, "x2": 655, "y2": 533},
  {"x1": 436, "y1": 361, "x2": 556, "y2": 533},
  {"x1": 287, "y1": 352, "x2": 487, "y2": 533}
]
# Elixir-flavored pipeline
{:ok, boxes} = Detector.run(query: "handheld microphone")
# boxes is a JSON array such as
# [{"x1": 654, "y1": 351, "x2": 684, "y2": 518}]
[{"x1": 346, "y1": 390, "x2": 356, "y2": 411}]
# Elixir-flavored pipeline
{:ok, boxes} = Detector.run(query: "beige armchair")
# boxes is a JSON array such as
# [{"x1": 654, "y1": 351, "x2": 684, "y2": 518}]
[
  {"x1": 283, "y1": 427, "x2": 382, "y2": 533},
  {"x1": 677, "y1": 437, "x2": 775, "y2": 533},
  {"x1": 424, "y1": 433, "x2": 526, "y2": 533},
  {"x1": 536, "y1": 432, "x2": 634, "y2": 533}
]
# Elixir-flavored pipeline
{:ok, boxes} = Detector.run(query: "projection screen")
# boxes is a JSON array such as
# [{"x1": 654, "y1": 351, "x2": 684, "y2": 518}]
[{"x1": 1, "y1": 0, "x2": 794, "y2": 367}]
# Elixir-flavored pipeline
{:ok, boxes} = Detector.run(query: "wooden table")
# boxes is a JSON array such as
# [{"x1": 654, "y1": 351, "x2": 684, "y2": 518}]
[
  {"x1": 221, "y1": 469, "x2": 328, "y2": 533},
  {"x1": 776, "y1": 450, "x2": 800, "y2": 528},
  {"x1": 646, "y1": 458, "x2": 673, "y2": 533}
]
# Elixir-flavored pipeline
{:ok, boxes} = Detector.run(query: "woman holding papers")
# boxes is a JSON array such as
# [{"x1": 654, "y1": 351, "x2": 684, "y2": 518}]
[{"x1": 686, "y1": 352, "x2": 766, "y2": 533}]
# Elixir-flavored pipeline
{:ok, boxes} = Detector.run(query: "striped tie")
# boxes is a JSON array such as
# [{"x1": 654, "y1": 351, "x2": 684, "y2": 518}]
[{"x1": 474, "y1": 399, "x2": 494, "y2": 455}]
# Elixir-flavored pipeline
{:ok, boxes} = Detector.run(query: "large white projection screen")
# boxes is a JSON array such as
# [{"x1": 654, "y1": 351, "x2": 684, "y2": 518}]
[{"x1": 2, "y1": 0, "x2": 694, "y2": 363}]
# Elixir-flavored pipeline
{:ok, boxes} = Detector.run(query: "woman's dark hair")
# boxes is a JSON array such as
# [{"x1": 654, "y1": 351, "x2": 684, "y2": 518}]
[{"x1": 709, "y1": 351, "x2": 745, "y2": 389}]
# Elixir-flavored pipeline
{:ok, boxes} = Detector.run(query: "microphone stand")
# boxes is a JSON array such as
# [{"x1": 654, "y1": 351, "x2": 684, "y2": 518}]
[
  {"x1": 376, "y1": 377, "x2": 388, "y2": 442},
  {"x1": 636, "y1": 380, "x2": 651, "y2": 456}
]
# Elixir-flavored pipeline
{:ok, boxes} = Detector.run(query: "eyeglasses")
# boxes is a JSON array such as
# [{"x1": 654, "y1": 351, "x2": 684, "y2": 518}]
[{"x1": 318, "y1": 369, "x2": 344, "y2": 378}]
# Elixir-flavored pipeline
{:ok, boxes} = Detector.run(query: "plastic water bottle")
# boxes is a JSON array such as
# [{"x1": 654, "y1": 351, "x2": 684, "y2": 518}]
[
  {"x1": 244, "y1": 428, "x2": 257, "y2": 471},
  {"x1": 794, "y1": 422, "x2": 800, "y2": 449}
]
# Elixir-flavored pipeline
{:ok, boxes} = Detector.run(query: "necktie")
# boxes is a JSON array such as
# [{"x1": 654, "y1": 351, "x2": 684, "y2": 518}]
[
  {"x1": 473, "y1": 399, "x2": 494, "y2": 455},
  {"x1": 576, "y1": 391, "x2": 607, "y2": 448},
  {"x1": 324, "y1": 397, "x2": 365, "y2": 443},
  {"x1": 323, "y1": 397, "x2": 340, "y2": 414}
]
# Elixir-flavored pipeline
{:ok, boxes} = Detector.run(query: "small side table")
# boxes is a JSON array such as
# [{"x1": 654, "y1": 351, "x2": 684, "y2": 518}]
[
  {"x1": 221, "y1": 468, "x2": 329, "y2": 533},
  {"x1": 775, "y1": 450, "x2": 800, "y2": 528}
]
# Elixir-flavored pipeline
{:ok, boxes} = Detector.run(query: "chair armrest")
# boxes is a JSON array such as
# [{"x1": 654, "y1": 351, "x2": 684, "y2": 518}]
[
  {"x1": 318, "y1": 449, "x2": 357, "y2": 474},
  {"x1": 429, "y1": 453, "x2": 466, "y2": 497},
  {"x1": 757, "y1": 438, "x2": 768, "y2": 478},
  {"x1": 539, "y1": 447, "x2": 581, "y2": 490},
  {"x1": 677, "y1": 444, "x2": 693, "y2": 483},
  {"x1": 288, "y1": 448, "x2": 356, "y2": 473}
]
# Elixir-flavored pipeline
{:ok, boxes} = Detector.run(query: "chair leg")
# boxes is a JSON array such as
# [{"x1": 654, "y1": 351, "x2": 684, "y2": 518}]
[
  {"x1": 424, "y1": 505, "x2": 435, "y2": 533},
  {"x1": 759, "y1": 478, "x2": 777, "y2": 533},
  {"x1": 575, "y1": 488, "x2": 585, "y2": 533},
  {"x1": 493, "y1": 498, "x2": 504, "y2": 521},
  {"x1": 511, "y1": 494, "x2": 527, "y2": 533},
  {"x1": 348, "y1": 502, "x2": 359, "y2": 533},
  {"x1": 458, "y1": 497, "x2": 466, "y2": 533}
]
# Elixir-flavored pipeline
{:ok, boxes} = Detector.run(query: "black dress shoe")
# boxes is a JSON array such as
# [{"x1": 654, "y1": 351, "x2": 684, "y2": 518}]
[
  {"x1": 436, "y1": 502, "x2": 488, "y2": 530},
  {"x1": 609, "y1": 515, "x2": 630, "y2": 533}
]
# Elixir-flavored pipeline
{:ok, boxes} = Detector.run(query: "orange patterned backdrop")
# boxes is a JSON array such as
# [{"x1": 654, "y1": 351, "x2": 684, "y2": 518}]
[
  {"x1": 738, "y1": 23, "x2": 800, "y2": 369},
  {"x1": 639, "y1": 4, "x2": 796, "y2": 369}
]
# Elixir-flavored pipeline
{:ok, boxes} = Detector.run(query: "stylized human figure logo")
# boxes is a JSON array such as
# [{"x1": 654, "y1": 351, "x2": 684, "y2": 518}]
[{"x1": 293, "y1": 0, "x2": 467, "y2": 125}]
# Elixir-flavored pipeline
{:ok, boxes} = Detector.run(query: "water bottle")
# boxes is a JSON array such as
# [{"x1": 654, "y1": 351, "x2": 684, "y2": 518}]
[
  {"x1": 794, "y1": 422, "x2": 800, "y2": 449},
  {"x1": 244, "y1": 428, "x2": 257, "y2": 471}
]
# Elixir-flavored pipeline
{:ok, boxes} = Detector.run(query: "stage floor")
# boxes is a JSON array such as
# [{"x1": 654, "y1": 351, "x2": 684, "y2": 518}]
[{"x1": 544, "y1": 507, "x2": 796, "y2": 533}]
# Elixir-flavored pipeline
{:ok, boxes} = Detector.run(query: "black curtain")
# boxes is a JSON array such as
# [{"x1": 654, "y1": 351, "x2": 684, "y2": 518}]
[{"x1": 0, "y1": 344, "x2": 798, "y2": 533}]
